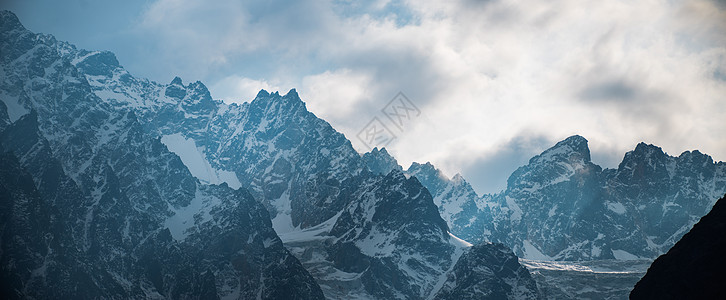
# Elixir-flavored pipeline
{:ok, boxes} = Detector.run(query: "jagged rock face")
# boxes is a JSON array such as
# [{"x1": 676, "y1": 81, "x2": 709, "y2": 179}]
[
  {"x1": 359, "y1": 150, "x2": 488, "y2": 244},
  {"x1": 62, "y1": 26, "x2": 469, "y2": 300},
  {"x1": 79, "y1": 54, "x2": 364, "y2": 230},
  {"x1": 79, "y1": 66, "x2": 455, "y2": 297},
  {"x1": 404, "y1": 162, "x2": 485, "y2": 243},
  {"x1": 406, "y1": 162, "x2": 450, "y2": 197},
  {"x1": 482, "y1": 136, "x2": 606, "y2": 260},
  {"x1": 475, "y1": 135, "x2": 726, "y2": 260},
  {"x1": 358, "y1": 150, "x2": 487, "y2": 244},
  {"x1": 0, "y1": 145, "x2": 74, "y2": 299},
  {"x1": 328, "y1": 170, "x2": 453, "y2": 299},
  {"x1": 382, "y1": 134, "x2": 726, "y2": 261},
  {"x1": 0, "y1": 10, "x2": 323, "y2": 299},
  {"x1": 0, "y1": 10, "x2": 542, "y2": 300},
  {"x1": 603, "y1": 144, "x2": 725, "y2": 254},
  {"x1": 630, "y1": 194, "x2": 726, "y2": 299},
  {"x1": 433, "y1": 243, "x2": 541, "y2": 300}
]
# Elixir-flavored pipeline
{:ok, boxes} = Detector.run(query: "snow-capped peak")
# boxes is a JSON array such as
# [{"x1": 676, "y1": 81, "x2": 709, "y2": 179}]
[{"x1": 531, "y1": 135, "x2": 591, "y2": 164}]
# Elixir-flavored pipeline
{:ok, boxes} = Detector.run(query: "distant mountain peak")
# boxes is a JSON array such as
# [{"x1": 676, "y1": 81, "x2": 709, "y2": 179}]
[
  {"x1": 555, "y1": 135, "x2": 589, "y2": 154},
  {"x1": 281, "y1": 88, "x2": 306, "y2": 106},
  {"x1": 531, "y1": 135, "x2": 591, "y2": 164},
  {"x1": 632, "y1": 142, "x2": 664, "y2": 155},
  {"x1": 170, "y1": 76, "x2": 183, "y2": 86},
  {"x1": 252, "y1": 88, "x2": 306, "y2": 107},
  {"x1": 255, "y1": 89, "x2": 270, "y2": 98},
  {"x1": 361, "y1": 147, "x2": 402, "y2": 175},
  {"x1": 0, "y1": 10, "x2": 23, "y2": 32},
  {"x1": 165, "y1": 77, "x2": 187, "y2": 99},
  {"x1": 370, "y1": 147, "x2": 389, "y2": 154},
  {"x1": 407, "y1": 162, "x2": 448, "y2": 180},
  {"x1": 284, "y1": 88, "x2": 299, "y2": 98},
  {"x1": 563, "y1": 134, "x2": 587, "y2": 143},
  {"x1": 451, "y1": 173, "x2": 465, "y2": 183},
  {"x1": 409, "y1": 161, "x2": 437, "y2": 172},
  {"x1": 618, "y1": 142, "x2": 667, "y2": 171},
  {"x1": 678, "y1": 149, "x2": 715, "y2": 165},
  {"x1": 239, "y1": 89, "x2": 319, "y2": 138}
]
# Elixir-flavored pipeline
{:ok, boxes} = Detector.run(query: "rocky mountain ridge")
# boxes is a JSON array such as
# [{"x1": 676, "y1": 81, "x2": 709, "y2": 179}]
[
  {"x1": 0, "y1": 10, "x2": 540, "y2": 299},
  {"x1": 363, "y1": 135, "x2": 726, "y2": 261}
]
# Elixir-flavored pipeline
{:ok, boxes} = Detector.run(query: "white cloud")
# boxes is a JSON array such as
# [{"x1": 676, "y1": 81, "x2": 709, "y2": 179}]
[
  {"x1": 299, "y1": 68, "x2": 374, "y2": 130},
  {"x1": 209, "y1": 76, "x2": 281, "y2": 103},
  {"x1": 134, "y1": 0, "x2": 726, "y2": 194}
]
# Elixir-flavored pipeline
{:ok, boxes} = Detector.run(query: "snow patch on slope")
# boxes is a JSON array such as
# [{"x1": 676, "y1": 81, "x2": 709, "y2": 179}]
[
  {"x1": 433, "y1": 186, "x2": 466, "y2": 226},
  {"x1": 164, "y1": 188, "x2": 220, "y2": 240},
  {"x1": 611, "y1": 249, "x2": 640, "y2": 260},
  {"x1": 278, "y1": 211, "x2": 342, "y2": 243},
  {"x1": 0, "y1": 92, "x2": 28, "y2": 122},
  {"x1": 606, "y1": 201, "x2": 627, "y2": 215},
  {"x1": 506, "y1": 196, "x2": 523, "y2": 222},
  {"x1": 161, "y1": 133, "x2": 241, "y2": 189},
  {"x1": 448, "y1": 232, "x2": 473, "y2": 247},
  {"x1": 522, "y1": 240, "x2": 552, "y2": 260},
  {"x1": 70, "y1": 50, "x2": 100, "y2": 65},
  {"x1": 271, "y1": 191, "x2": 298, "y2": 234}
]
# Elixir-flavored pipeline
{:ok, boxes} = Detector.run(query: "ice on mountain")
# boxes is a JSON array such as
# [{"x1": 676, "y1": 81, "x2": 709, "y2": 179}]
[
  {"x1": 0, "y1": 91, "x2": 28, "y2": 122},
  {"x1": 270, "y1": 191, "x2": 297, "y2": 234},
  {"x1": 522, "y1": 240, "x2": 552, "y2": 261},
  {"x1": 447, "y1": 232, "x2": 473, "y2": 247},
  {"x1": 161, "y1": 133, "x2": 241, "y2": 189},
  {"x1": 606, "y1": 201, "x2": 627, "y2": 214},
  {"x1": 611, "y1": 249, "x2": 640, "y2": 260}
]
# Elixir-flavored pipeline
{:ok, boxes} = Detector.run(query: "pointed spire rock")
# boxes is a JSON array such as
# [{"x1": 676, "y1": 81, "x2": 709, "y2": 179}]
[
  {"x1": 618, "y1": 142, "x2": 667, "y2": 170},
  {"x1": 170, "y1": 76, "x2": 184, "y2": 86},
  {"x1": 555, "y1": 135, "x2": 590, "y2": 158},
  {"x1": 165, "y1": 77, "x2": 187, "y2": 99},
  {"x1": 361, "y1": 146, "x2": 402, "y2": 176},
  {"x1": 531, "y1": 135, "x2": 591, "y2": 164},
  {"x1": 285, "y1": 88, "x2": 299, "y2": 99},
  {"x1": 255, "y1": 89, "x2": 270, "y2": 98}
]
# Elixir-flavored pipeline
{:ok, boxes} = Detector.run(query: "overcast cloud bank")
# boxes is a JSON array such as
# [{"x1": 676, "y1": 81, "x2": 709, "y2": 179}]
[{"x1": 3, "y1": 0, "x2": 724, "y2": 193}]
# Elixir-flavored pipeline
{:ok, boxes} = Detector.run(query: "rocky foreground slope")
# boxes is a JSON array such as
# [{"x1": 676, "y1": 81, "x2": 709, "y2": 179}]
[{"x1": 631, "y1": 193, "x2": 726, "y2": 299}]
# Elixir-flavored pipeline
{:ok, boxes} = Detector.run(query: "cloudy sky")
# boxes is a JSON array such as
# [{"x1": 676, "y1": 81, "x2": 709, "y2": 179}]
[{"x1": 3, "y1": 0, "x2": 725, "y2": 194}]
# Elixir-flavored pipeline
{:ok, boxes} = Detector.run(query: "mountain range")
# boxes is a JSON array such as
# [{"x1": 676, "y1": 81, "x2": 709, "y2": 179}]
[
  {"x1": 0, "y1": 10, "x2": 539, "y2": 299},
  {"x1": 363, "y1": 135, "x2": 725, "y2": 261},
  {"x1": 2, "y1": 9, "x2": 725, "y2": 299}
]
